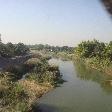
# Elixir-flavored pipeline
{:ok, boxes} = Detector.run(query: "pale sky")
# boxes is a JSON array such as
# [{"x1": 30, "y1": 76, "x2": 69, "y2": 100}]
[{"x1": 0, "y1": 0, "x2": 112, "y2": 46}]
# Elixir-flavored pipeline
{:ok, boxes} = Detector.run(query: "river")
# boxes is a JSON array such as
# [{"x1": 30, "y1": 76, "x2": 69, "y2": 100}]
[{"x1": 36, "y1": 58, "x2": 112, "y2": 112}]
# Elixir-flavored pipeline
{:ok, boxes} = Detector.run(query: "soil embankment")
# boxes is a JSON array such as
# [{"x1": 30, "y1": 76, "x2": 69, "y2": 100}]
[{"x1": 0, "y1": 55, "x2": 32, "y2": 70}]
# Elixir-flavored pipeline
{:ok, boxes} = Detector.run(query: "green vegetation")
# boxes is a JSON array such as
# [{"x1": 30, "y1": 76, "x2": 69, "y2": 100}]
[
  {"x1": 0, "y1": 53, "x2": 62, "y2": 112},
  {"x1": 25, "y1": 57, "x2": 61, "y2": 86},
  {"x1": 29, "y1": 44, "x2": 74, "y2": 61},
  {"x1": 0, "y1": 72, "x2": 51, "y2": 112},
  {"x1": 2, "y1": 39, "x2": 112, "y2": 111},
  {"x1": 28, "y1": 40, "x2": 112, "y2": 76},
  {"x1": 75, "y1": 40, "x2": 112, "y2": 75},
  {"x1": 0, "y1": 73, "x2": 29, "y2": 112},
  {"x1": 0, "y1": 42, "x2": 29, "y2": 57}
]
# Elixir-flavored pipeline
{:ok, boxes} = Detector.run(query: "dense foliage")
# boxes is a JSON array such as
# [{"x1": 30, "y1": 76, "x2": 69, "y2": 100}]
[
  {"x1": 75, "y1": 40, "x2": 111, "y2": 60},
  {"x1": 0, "y1": 42, "x2": 29, "y2": 57},
  {"x1": 25, "y1": 57, "x2": 62, "y2": 86},
  {"x1": 75, "y1": 40, "x2": 112, "y2": 74}
]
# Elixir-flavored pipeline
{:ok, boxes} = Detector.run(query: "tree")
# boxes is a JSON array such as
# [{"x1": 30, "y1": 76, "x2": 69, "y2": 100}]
[
  {"x1": 104, "y1": 41, "x2": 112, "y2": 61},
  {"x1": 6, "y1": 42, "x2": 15, "y2": 57},
  {"x1": 75, "y1": 40, "x2": 106, "y2": 59},
  {"x1": 14, "y1": 43, "x2": 29, "y2": 55},
  {"x1": 0, "y1": 43, "x2": 8, "y2": 57}
]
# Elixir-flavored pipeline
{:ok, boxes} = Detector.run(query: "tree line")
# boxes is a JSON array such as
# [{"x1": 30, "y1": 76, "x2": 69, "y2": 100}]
[
  {"x1": 75, "y1": 39, "x2": 112, "y2": 66},
  {"x1": 0, "y1": 42, "x2": 29, "y2": 57},
  {"x1": 28, "y1": 44, "x2": 74, "y2": 53}
]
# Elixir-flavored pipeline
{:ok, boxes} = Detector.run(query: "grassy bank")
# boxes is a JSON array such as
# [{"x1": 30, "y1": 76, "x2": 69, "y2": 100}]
[
  {"x1": 0, "y1": 54, "x2": 62, "y2": 112},
  {"x1": 74, "y1": 56, "x2": 112, "y2": 75},
  {"x1": 82, "y1": 57, "x2": 112, "y2": 75}
]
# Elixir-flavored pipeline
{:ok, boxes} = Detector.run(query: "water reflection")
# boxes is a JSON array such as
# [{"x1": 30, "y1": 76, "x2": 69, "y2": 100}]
[
  {"x1": 37, "y1": 59, "x2": 112, "y2": 112},
  {"x1": 75, "y1": 60, "x2": 112, "y2": 94}
]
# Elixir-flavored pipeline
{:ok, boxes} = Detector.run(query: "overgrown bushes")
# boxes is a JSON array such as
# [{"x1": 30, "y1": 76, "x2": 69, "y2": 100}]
[
  {"x1": 0, "y1": 73, "x2": 29, "y2": 112},
  {"x1": 0, "y1": 72, "x2": 52, "y2": 112},
  {"x1": 25, "y1": 57, "x2": 61, "y2": 86},
  {"x1": 75, "y1": 40, "x2": 112, "y2": 75},
  {"x1": 0, "y1": 42, "x2": 29, "y2": 57},
  {"x1": 0, "y1": 55, "x2": 62, "y2": 112}
]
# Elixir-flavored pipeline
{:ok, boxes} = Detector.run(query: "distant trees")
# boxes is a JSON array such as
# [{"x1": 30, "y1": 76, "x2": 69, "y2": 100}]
[
  {"x1": 0, "y1": 42, "x2": 29, "y2": 57},
  {"x1": 29, "y1": 44, "x2": 74, "y2": 53}
]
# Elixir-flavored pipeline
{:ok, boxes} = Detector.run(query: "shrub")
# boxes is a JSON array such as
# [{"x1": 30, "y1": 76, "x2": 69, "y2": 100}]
[{"x1": 0, "y1": 73, "x2": 30, "y2": 112}]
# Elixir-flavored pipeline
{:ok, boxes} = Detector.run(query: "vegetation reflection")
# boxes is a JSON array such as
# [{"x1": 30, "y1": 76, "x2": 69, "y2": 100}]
[{"x1": 75, "y1": 60, "x2": 112, "y2": 94}]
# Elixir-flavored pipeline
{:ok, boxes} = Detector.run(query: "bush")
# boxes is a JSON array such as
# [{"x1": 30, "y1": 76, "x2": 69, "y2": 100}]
[
  {"x1": 4, "y1": 64, "x2": 33, "y2": 80},
  {"x1": 0, "y1": 73, "x2": 30, "y2": 112}
]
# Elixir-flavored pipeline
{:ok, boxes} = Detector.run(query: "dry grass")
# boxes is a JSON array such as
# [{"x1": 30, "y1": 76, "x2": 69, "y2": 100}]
[
  {"x1": 25, "y1": 58, "x2": 41, "y2": 65},
  {"x1": 18, "y1": 80, "x2": 53, "y2": 107},
  {"x1": 105, "y1": 66, "x2": 112, "y2": 76},
  {"x1": 0, "y1": 76, "x2": 53, "y2": 112},
  {"x1": 0, "y1": 55, "x2": 61, "y2": 111}
]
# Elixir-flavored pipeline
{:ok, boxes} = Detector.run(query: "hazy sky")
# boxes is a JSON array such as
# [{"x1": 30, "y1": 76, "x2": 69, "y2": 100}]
[{"x1": 0, "y1": 0, "x2": 112, "y2": 46}]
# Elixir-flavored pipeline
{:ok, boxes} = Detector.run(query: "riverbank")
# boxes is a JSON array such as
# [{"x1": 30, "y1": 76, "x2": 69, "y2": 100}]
[
  {"x1": 40, "y1": 48, "x2": 112, "y2": 76},
  {"x1": 33, "y1": 58, "x2": 112, "y2": 112},
  {"x1": 85, "y1": 58, "x2": 112, "y2": 76},
  {"x1": 73, "y1": 56, "x2": 112, "y2": 76},
  {"x1": 0, "y1": 54, "x2": 62, "y2": 112},
  {"x1": 73, "y1": 40, "x2": 112, "y2": 76},
  {"x1": 0, "y1": 73, "x2": 53, "y2": 112},
  {"x1": 51, "y1": 51, "x2": 112, "y2": 76}
]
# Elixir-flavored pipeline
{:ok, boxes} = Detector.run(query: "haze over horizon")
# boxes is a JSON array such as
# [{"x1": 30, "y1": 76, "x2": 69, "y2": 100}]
[{"x1": 0, "y1": 0, "x2": 112, "y2": 47}]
